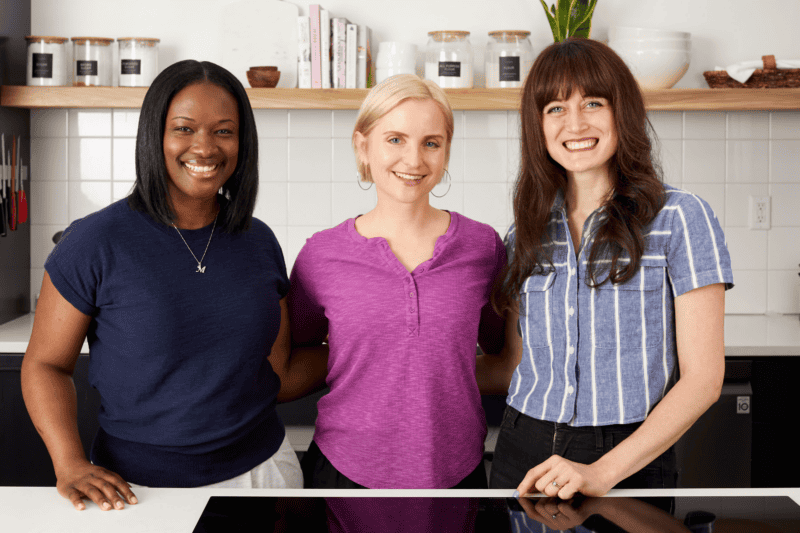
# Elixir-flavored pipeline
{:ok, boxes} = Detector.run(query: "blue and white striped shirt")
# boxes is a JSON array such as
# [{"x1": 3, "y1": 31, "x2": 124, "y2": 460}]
[{"x1": 505, "y1": 184, "x2": 734, "y2": 426}]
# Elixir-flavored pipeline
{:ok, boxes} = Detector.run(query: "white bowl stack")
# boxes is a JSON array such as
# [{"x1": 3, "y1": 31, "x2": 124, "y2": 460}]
[
  {"x1": 608, "y1": 27, "x2": 691, "y2": 90},
  {"x1": 375, "y1": 42, "x2": 418, "y2": 84}
]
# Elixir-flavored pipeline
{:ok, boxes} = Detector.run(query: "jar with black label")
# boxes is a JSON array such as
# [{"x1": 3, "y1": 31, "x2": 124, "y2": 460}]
[
  {"x1": 424, "y1": 31, "x2": 473, "y2": 88},
  {"x1": 72, "y1": 37, "x2": 113, "y2": 86},
  {"x1": 486, "y1": 31, "x2": 533, "y2": 88},
  {"x1": 25, "y1": 36, "x2": 68, "y2": 86},
  {"x1": 118, "y1": 37, "x2": 160, "y2": 87}
]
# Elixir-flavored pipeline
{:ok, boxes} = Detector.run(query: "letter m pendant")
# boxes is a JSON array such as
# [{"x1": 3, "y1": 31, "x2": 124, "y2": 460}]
[{"x1": 196, "y1": 265, "x2": 206, "y2": 273}]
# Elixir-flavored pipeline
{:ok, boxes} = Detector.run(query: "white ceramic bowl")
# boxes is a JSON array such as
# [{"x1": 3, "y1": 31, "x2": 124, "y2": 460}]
[
  {"x1": 610, "y1": 46, "x2": 691, "y2": 89},
  {"x1": 609, "y1": 38, "x2": 692, "y2": 52},
  {"x1": 609, "y1": 26, "x2": 691, "y2": 41},
  {"x1": 376, "y1": 42, "x2": 417, "y2": 69}
]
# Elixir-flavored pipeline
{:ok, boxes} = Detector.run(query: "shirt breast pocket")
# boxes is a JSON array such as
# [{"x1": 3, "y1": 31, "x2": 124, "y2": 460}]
[
  {"x1": 592, "y1": 265, "x2": 666, "y2": 349},
  {"x1": 518, "y1": 271, "x2": 557, "y2": 348}
]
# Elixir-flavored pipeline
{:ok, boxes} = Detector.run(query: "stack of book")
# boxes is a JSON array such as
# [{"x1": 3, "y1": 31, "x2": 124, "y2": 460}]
[{"x1": 297, "y1": 5, "x2": 373, "y2": 89}]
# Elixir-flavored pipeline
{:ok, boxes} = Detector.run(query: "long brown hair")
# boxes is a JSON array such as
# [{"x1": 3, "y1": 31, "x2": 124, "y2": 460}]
[{"x1": 500, "y1": 38, "x2": 665, "y2": 308}]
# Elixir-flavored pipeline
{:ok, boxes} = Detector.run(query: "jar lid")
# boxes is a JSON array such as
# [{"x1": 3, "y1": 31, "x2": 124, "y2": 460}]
[
  {"x1": 25, "y1": 35, "x2": 68, "y2": 44},
  {"x1": 117, "y1": 37, "x2": 161, "y2": 43},
  {"x1": 488, "y1": 30, "x2": 531, "y2": 38},
  {"x1": 71, "y1": 37, "x2": 114, "y2": 45},
  {"x1": 427, "y1": 30, "x2": 470, "y2": 42}
]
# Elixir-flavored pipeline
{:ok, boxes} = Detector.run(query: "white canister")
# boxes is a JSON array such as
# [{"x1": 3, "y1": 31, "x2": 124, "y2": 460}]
[
  {"x1": 424, "y1": 31, "x2": 473, "y2": 89},
  {"x1": 117, "y1": 37, "x2": 160, "y2": 87},
  {"x1": 375, "y1": 42, "x2": 417, "y2": 84},
  {"x1": 485, "y1": 31, "x2": 533, "y2": 88},
  {"x1": 72, "y1": 37, "x2": 114, "y2": 86},
  {"x1": 25, "y1": 36, "x2": 68, "y2": 86}
]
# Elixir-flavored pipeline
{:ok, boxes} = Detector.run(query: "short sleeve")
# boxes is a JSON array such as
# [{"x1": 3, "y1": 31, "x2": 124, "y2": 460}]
[
  {"x1": 44, "y1": 218, "x2": 100, "y2": 316},
  {"x1": 666, "y1": 193, "x2": 734, "y2": 297},
  {"x1": 287, "y1": 238, "x2": 329, "y2": 345}
]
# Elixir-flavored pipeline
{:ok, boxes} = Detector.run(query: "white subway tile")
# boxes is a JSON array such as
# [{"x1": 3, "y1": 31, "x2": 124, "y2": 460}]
[
  {"x1": 30, "y1": 268, "x2": 45, "y2": 308},
  {"x1": 288, "y1": 182, "x2": 331, "y2": 226},
  {"x1": 112, "y1": 138, "x2": 136, "y2": 181},
  {"x1": 68, "y1": 109, "x2": 112, "y2": 137},
  {"x1": 30, "y1": 181, "x2": 68, "y2": 225},
  {"x1": 724, "y1": 270, "x2": 767, "y2": 314},
  {"x1": 67, "y1": 181, "x2": 112, "y2": 222},
  {"x1": 682, "y1": 184, "x2": 725, "y2": 226},
  {"x1": 332, "y1": 138, "x2": 357, "y2": 182},
  {"x1": 648, "y1": 111, "x2": 682, "y2": 140},
  {"x1": 331, "y1": 181, "x2": 377, "y2": 224},
  {"x1": 771, "y1": 111, "x2": 800, "y2": 139},
  {"x1": 463, "y1": 182, "x2": 512, "y2": 230},
  {"x1": 770, "y1": 140, "x2": 800, "y2": 183},
  {"x1": 68, "y1": 138, "x2": 112, "y2": 181},
  {"x1": 464, "y1": 111, "x2": 508, "y2": 139},
  {"x1": 429, "y1": 181, "x2": 464, "y2": 215},
  {"x1": 463, "y1": 139, "x2": 508, "y2": 182},
  {"x1": 30, "y1": 138, "x2": 68, "y2": 181},
  {"x1": 447, "y1": 138, "x2": 464, "y2": 184},
  {"x1": 288, "y1": 110, "x2": 332, "y2": 138},
  {"x1": 254, "y1": 110, "x2": 289, "y2": 139},
  {"x1": 726, "y1": 140, "x2": 769, "y2": 183},
  {"x1": 288, "y1": 138, "x2": 332, "y2": 182},
  {"x1": 684, "y1": 111, "x2": 725, "y2": 139},
  {"x1": 724, "y1": 314, "x2": 767, "y2": 345},
  {"x1": 683, "y1": 140, "x2": 725, "y2": 184},
  {"x1": 725, "y1": 184, "x2": 769, "y2": 227},
  {"x1": 727, "y1": 112, "x2": 769, "y2": 139},
  {"x1": 657, "y1": 139, "x2": 682, "y2": 186},
  {"x1": 287, "y1": 226, "x2": 329, "y2": 273},
  {"x1": 253, "y1": 182, "x2": 288, "y2": 227},
  {"x1": 724, "y1": 227, "x2": 768, "y2": 270},
  {"x1": 112, "y1": 110, "x2": 141, "y2": 138},
  {"x1": 768, "y1": 270, "x2": 800, "y2": 314},
  {"x1": 31, "y1": 224, "x2": 65, "y2": 269},
  {"x1": 770, "y1": 185, "x2": 800, "y2": 226},
  {"x1": 507, "y1": 138, "x2": 521, "y2": 183},
  {"x1": 258, "y1": 138, "x2": 289, "y2": 182},
  {"x1": 30, "y1": 109, "x2": 68, "y2": 138},
  {"x1": 451, "y1": 112, "x2": 464, "y2": 140},
  {"x1": 768, "y1": 228, "x2": 800, "y2": 270},
  {"x1": 507, "y1": 111, "x2": 521, "y2": 139},
  {"x1": 112, "y1": 181, "x2": 134, "y2": 201},
  {"x1": 767, "y1": 314, "x2": 800, "y2": 345},
  {"x1": 332, "y1": 110, "x2": 358, "y2": 138}
]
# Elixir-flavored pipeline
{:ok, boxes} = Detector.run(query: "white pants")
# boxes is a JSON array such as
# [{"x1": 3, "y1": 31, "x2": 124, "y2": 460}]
[{"x1": 129, "y1": 435, "x2": 303, "y2": 489}]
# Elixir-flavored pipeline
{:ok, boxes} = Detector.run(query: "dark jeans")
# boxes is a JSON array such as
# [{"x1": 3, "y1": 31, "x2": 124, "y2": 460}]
[
  {"x1": 489, "y1": 405, "x2": 678, "y2": 490},
  {"x1": 302, "y1": 440, "x2": 489, "y2": 489}
]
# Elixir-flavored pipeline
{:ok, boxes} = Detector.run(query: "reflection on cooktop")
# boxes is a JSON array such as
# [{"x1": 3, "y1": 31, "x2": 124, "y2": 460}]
[{"x1": 192, "y1": 495, "x2": 800, "y2": 533}]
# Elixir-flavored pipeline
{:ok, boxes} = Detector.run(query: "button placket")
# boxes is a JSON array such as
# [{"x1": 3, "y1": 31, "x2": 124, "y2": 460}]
[{"x1": 405, "y1": 276, "x2": 420, "y2": 336}]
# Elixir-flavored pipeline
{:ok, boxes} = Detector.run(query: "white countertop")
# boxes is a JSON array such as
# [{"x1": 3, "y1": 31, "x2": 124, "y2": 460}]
[
  {"x1": 3, "y1": 312, "x2": 799, "y2": 355},
  {"x1": 1, "y1": 487, "x2": 798, "y2": 533}
]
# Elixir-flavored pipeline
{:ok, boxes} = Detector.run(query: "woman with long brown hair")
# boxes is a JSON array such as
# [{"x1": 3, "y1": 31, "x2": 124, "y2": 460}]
[{"x1": 483, "y1": 38, "x2": 733, "y2": 498}]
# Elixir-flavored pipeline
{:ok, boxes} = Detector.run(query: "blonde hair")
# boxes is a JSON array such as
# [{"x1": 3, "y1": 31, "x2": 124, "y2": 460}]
[{"x1": 352, "y1": 74, "x2": 454, "y2": 183}]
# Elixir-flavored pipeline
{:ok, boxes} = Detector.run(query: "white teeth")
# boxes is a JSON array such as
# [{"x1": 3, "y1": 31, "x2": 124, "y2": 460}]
[
  {"x1": 184, "y1": 163, "x2": 218, "y2": 173},
  {"x1": 394, "y1": 171, "x2": 424, "y2": 181},
  {"x1": 564, "y1": 139, "x2": 598, "y2": 150}
]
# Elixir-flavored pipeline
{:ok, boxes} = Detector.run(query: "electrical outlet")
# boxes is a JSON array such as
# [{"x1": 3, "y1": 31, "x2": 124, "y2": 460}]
[{"x1": 749, "y1": 195, "x2": 770, "y2": 230}]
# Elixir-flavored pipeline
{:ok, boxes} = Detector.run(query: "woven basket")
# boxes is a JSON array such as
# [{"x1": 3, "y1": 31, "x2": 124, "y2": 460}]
[{"x1": 703, "y1": 55, "x2": 800, "y2": 88}]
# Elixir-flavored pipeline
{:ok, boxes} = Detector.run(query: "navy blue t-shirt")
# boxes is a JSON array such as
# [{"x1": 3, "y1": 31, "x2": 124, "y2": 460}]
[{"x1": 45, "y1": 198, "x2": 288, "y2": 486}]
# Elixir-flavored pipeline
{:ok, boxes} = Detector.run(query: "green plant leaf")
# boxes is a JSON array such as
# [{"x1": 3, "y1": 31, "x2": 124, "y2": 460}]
[
  {"x1": 570, "y1": 0, "x2": 597, "y2": 38},
  {"x1": 557, "y1": 0, "x2": 573, "y2": 41},
  {"x1": 540, "y1": 0, "x2": 560, "y2": 42}
]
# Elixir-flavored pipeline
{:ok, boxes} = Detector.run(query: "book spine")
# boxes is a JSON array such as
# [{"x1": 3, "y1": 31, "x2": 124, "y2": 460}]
[
  {"x1": 296, "y1": 16, "x2": 312, "y2": 88},
  {"x1": 357, "y1": 25, "x2": 371, "y2": 88},
  {"x1": 346, "y1": 23, "x2": 357, "y2": 89},
  {"x1": 309, "y1": 5, "x2": 322, "y2": 89},
  {"x1": 332, "y1": 18, "x2": 348, "y2": 88},
  {"x1": 320, "y1": 9, "x2": 331, "y2": 89}
]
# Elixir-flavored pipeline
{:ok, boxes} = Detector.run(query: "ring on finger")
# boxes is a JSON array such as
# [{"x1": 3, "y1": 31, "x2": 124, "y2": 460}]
[{"x1": 552, "y1": 481, "x2": 559, "y2": 488}]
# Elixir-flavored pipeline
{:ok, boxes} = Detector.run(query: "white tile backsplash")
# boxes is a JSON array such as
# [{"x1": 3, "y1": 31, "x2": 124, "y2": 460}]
[{"x1": 27, "y1": 109, "x2": 800, "y2": 316}]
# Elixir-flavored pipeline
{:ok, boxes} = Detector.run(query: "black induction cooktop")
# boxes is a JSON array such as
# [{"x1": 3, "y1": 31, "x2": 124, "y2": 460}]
[{"x1": 193, "y1": 494, "x2": 800, "y2": 532}]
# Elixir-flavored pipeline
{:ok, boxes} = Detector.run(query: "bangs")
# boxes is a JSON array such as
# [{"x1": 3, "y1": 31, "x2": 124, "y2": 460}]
[{"x1": 533, "y1": 43, "x2": 615, "y2": 111}]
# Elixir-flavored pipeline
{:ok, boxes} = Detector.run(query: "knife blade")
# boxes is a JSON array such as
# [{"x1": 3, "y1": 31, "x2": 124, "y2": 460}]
[
  {"x1": 17, "y1": 136, "x2": 27, "y2": 224},
  {"x1": 0, "y1": 138, "x2": 6, "y2": 238},
  {"x1": 10, "y1": 135, "x2": 17, "y2": 231}
]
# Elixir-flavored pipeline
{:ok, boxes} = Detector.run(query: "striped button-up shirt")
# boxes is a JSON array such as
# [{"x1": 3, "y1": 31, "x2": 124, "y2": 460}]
[{"x1": 505, "y1": 184, "x2": 733, "y2": 426}]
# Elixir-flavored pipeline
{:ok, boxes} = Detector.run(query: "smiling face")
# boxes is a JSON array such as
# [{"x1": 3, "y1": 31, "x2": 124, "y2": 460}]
[
  {"x1": 163, "y1": 82, "x2": 239, "y2": 211},
  {"x1": 354, "y1": 98, "x2": 448, "y2": 206},
  {"x1": 542, "y1": 90, "x2": 618, "y2": 181}
]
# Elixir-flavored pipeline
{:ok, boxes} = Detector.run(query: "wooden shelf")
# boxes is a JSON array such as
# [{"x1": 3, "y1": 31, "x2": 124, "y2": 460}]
[{"x1": 2, "y1": 85, "x2": 799, "y2": 111}]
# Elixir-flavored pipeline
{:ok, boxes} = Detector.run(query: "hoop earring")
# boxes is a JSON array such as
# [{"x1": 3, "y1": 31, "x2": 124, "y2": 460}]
[
  {"x1": 430, "y1": 169, "x2": 451, "y2": 198},
  {"x1": 357, "y1": 172, "x2": 373, "y2": 190}
]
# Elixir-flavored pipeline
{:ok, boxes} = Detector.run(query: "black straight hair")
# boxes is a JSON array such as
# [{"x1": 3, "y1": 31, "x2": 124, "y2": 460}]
[{"x1": 128, "y1": 59, "x2": 258, "y2": 234}]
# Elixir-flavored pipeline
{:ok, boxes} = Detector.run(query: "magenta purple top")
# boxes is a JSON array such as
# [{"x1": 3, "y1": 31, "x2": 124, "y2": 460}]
[{"x1": 288, "y1": 212, "x2": 506, "y2": 488}]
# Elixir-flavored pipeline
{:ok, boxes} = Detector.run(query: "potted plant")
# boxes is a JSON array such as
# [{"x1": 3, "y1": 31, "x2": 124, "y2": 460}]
[{"x1": 539, "y1": 0, "x2": 598, "y2": 42}]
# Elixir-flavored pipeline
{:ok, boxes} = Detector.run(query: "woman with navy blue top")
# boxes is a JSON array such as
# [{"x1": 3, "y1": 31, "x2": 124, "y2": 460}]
[
  {"x1": 21, "y1": 61, "x2": 325, "y2": 511},
  {"x1": 482, "y1": 39, "x2": 733, "y2": 499}
]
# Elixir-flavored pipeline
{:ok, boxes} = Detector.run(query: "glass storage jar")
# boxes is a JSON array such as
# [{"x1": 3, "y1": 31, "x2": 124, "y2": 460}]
[
  {"x1": 72, "y1": 37, "x2": 113, "y2": 86},
  {"x1": 25, "y1": 36, "x2": 68, "y2": 86},
  {"x1": 117, "y1": 37, "x2": 160, "y2": 87},
  {"x1": 485, "y1": 31, "x2": 533, "y2": 88},
  {"x1": 424, "y1": 31, "x2": 473, "y2": 89}
]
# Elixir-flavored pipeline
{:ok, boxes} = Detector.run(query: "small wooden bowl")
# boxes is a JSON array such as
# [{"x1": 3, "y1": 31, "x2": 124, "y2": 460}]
[{"x1": 247, "y1": 66, "x2": 280, "y2": 88}]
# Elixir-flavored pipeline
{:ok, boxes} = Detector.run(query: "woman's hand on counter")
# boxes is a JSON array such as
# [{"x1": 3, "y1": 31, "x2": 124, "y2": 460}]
[
  {"x1": 518, "y1": 455, "x2": 614, "y2": 500},
  {"x1": 56, "y1": 459, "x2": 137, "y2": 511}
]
